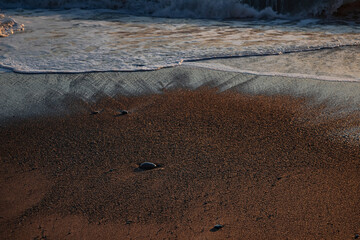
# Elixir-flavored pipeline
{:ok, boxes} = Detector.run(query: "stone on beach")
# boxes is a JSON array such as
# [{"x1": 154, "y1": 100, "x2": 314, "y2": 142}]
[
  {"x1": 210, "y1": 224, "x2": 224, "y2": 232},
  {"x1": 139, "y1": 162, "x2": 157, "y2": 170},
  {"x1": 115, "y1": 110, "x2": 128, "y2": 117},
  {"x1": 119, "y1": 110, "x2": 128, "y2": 115},
  {"x1": 90, "y1": 110, "x2": 102, "y2": 115}
]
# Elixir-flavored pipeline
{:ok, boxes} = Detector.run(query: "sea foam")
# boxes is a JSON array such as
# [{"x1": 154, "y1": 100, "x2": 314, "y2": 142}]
[{"x1": 0, "y1": 9, "x2": 359, "y2": 75}]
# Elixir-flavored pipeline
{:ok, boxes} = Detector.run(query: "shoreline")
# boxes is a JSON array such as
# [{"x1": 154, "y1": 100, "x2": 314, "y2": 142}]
[{"x1": 1, "y1": 65, "x2": 360, "y2": 123}]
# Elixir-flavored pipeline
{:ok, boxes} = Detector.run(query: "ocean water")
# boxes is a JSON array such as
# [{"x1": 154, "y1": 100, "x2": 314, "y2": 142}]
[{"x1": 0, "y1": 0, "x2": 360, "y2": 81}]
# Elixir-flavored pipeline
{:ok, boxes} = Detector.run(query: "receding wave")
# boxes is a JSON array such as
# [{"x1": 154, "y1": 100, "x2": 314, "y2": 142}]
[
  {"x1": 1, "y1": 7, "x2": 359, "y2": 75},
  {"x1": 0, "y1": 0, "x2": 359, "y2": 18}
]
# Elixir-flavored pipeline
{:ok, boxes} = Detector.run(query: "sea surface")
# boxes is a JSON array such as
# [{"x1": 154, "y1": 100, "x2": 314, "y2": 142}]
[{"x1": 0, "y1": 0, "x2": 360, "y2": 82}]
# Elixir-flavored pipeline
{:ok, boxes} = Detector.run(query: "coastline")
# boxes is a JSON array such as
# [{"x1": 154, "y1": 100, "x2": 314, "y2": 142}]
[
  {"x1": 1, "y1": 66, "x2": 360, "y2": 239},
  {"x1": 1, "y1": 65, "x2": 360, "y2": 122}
]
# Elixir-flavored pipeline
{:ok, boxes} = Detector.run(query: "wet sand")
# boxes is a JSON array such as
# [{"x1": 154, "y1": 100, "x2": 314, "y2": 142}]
[{"x1": 1, "y1": 89, "x2": 360, "y2": 239}]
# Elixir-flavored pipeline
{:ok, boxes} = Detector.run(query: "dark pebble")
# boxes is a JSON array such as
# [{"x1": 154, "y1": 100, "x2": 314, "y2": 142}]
[
  {"x1": 116, "y1": 110, "x2": 128, "y2": 116},
  {"x1": 90, "y1": 110, "x2": 101, "y2": 115},
  {"x1": 139, "y1": 162, "x2": 157, "y2": 170},
  {"x1": 210, "y1": 224, "x2": 224, "y2": 232}
]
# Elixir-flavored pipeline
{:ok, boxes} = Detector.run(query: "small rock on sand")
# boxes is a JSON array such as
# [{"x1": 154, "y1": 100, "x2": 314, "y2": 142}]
[
  {"x1": 210, "y1": 224, "x2": 224, "y2": 232},
  {"x1": 116, "y1": 110, "x2": 128, "y2": 116},
  {"x1": 139, "y1": 162, "x2": 157, "y2": 170},
  {"x1": 90, "y1": 110, "x2": 101, "y2": 115}
]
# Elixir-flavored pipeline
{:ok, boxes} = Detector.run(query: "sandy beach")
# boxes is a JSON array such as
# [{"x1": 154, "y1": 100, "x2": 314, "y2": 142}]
[
  {"x1": 1, "y1": 0, "x2": 360, "y2": 238},
  {"x1": 1, "y1": 81, "x2": 359, "y2": 239}
]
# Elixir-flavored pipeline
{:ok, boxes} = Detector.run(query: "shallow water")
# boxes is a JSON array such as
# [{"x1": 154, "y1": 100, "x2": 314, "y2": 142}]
[
  {"x1": 0, "y1": 2, "x2": 360, "y2": 82},
  {"x1": 187, "y1": 46, "x2": 360, "y2": 82}
]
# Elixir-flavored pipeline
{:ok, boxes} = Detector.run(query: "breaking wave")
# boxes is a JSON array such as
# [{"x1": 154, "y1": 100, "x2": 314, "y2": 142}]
[{"x1": 0, "y1": 0, "x2": 359, "y2": 19}]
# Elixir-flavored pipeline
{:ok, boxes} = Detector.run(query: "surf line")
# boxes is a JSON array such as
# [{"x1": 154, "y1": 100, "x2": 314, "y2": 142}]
[{"x1": 182, "y1": 62, "x2": 360, "y2": 83}]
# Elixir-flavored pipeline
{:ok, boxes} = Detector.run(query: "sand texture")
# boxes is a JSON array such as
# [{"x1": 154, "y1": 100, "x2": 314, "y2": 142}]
[
  {"x1": 1, "y1": 89, "x2": 360, "y2": 239},
  {"x1": 2, "y1": 66, "x2": 360, "y2": 122}
]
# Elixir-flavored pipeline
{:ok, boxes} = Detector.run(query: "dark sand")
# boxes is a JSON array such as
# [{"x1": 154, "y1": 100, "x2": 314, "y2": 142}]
[
  {"x1": 1, "y1": 89, "x2": 359, "y2": 239},
  {"x1": 335, "y1": 1, "x2": 360, "y2": 19}
]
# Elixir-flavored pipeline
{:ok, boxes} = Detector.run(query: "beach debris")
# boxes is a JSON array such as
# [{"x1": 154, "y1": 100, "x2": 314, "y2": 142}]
[
  {"x1": 0, "y1": 14, "x2": 25, "y2": 37},
  {"x1": 115, "y1": 110, "x2": 128, "y2": 116},
  {"x1": 210, "y1": 224, "x2": 224, "y2": 232},
  {"x1": 355, "y1": 233, "x2": 359, "y2": 239}
]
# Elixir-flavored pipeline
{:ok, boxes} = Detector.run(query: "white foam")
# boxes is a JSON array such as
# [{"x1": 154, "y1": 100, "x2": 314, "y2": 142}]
[{"x1": 1, "y1": 9, "x2": 360, "y2": 75}]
